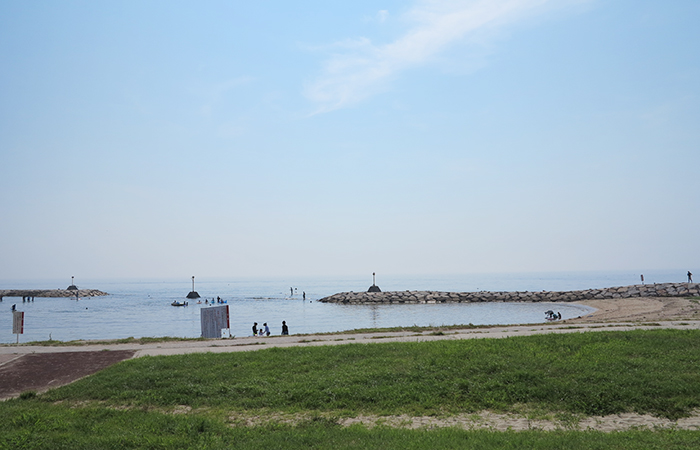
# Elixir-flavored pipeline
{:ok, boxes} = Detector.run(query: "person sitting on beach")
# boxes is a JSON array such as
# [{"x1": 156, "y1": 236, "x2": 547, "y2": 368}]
[
  {"x1": 281, "y1": 320, "x2": 289, "y2": 335},
  {"x1": 264, "y1": 323, "x2": 270, "y2": 336},
  {"x1": 259, "y1": 328, "x2": 264, "y2": 336}
]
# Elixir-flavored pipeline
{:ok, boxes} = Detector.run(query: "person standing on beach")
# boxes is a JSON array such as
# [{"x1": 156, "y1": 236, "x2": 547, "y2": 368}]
[
  {"x1": 252, "y1": 322, "x2": 258, "y2": 336},
  {"x1": 689, "y1": 271, "x2": 694, "y2": 283},
  {"x1": 264, "y1": 323, "x2": 270, "y2": 336},
  {"x1": 281, "y1": 321, "x2": 289, "y2": 335}
]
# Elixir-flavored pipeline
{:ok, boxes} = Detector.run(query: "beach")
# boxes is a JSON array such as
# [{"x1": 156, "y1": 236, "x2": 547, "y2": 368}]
[
  {"x1": 0, "y1": 298, "x2": 700, "y2": 432},
  {"x1": 570, "y1": 295, "x2": 700, "y2": 323},
  {"x1": 3, "y1": 295, "x2": 700, "y2": 431}
]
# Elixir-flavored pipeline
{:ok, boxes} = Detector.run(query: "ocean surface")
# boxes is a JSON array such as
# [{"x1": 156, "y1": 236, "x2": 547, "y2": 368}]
[{"x1": 0, "y1": 270, "x2": 688, "y2": 344}]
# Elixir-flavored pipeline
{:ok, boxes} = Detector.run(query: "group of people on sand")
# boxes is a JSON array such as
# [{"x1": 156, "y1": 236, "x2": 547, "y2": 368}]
[
  {"x1": 252, "y1": 321, "x2": 289, "y2": 336},
  {"x1": 545, "y1": 310, "x2": 562, "y2": 321}
]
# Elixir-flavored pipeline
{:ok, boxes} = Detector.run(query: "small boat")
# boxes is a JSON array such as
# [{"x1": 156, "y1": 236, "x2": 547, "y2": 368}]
[{"x1": 171, "y1": 301, "x2": 188, "y2": 307}]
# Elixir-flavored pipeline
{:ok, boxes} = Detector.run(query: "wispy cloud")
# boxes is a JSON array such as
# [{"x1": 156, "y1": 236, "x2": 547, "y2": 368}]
[{"x1": 305, "y1": 0, "x2": 580, "y2": 114}]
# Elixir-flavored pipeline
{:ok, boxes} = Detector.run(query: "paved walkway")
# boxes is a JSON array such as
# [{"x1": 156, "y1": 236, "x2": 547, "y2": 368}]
[{"x1": 3, "y1": 320, "x2": 699, "y2": 358}]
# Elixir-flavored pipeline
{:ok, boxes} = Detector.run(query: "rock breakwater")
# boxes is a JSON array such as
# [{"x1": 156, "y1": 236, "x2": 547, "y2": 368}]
[
  {"x1": 318, "y1": 283, "x2": 700, "y2": 304},
  {"x1": 0, "y1": 289, "x2": 108, "y2": 300}
]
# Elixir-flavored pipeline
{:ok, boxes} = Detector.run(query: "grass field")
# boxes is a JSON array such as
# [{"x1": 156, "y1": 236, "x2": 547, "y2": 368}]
[{"x1": 3, "y1": 329, "x2": 700, "y2": 449}]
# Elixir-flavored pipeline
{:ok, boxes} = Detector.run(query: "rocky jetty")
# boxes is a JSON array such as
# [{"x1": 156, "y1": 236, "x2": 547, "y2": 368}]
[
  {"x1": 0, "y1": 289, "x2": 108, "y2": 300},
  {"x1": 318, "y1": 283, "x2": 700, "y2": 304}
]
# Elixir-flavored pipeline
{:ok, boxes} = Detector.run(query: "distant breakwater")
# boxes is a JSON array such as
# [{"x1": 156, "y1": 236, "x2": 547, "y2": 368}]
[
  {"x1": 0, "y1": 289, "x2": 108, "y2": 300},
  {"x1": 318, "y1": 282, "x2": 700, "y2": 304}
]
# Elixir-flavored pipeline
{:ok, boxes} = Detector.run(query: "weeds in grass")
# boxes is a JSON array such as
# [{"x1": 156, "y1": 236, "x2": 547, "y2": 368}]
[{"x1": 19, "y1": 391, "x2": 37, "y2": 400}]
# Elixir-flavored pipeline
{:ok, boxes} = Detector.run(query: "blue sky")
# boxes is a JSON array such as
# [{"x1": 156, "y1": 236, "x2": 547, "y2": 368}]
[{"x1": 1, "y1": 0, "x2": 698, "y2": 281}]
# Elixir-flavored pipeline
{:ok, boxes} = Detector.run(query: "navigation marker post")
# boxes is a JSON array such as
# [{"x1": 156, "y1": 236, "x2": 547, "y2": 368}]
[
  {"x1": 368, "y1": 272, "x2": 381, "y2": 292},
  {"x1": 12, "y1": 310, "x2": 24, "y2": 344},
  {"x1": 187, "y1": 276, "x2": 200, "y2": 299}
]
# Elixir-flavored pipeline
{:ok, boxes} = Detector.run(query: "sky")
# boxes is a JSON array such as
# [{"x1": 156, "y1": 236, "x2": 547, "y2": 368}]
[{"x1": 1, "y1": 0, "x2": 699, "y2": 281}]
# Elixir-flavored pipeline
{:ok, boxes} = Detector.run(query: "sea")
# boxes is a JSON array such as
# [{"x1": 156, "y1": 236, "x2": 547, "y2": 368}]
[{"x1": 0, "y1": 270, "x2": 689, "y2": 344}]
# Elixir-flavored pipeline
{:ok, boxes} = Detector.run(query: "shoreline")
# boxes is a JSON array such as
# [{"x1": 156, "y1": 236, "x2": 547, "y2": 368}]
[{"x1": 2, "y1": 296, "x2": 700, "y2": 356}]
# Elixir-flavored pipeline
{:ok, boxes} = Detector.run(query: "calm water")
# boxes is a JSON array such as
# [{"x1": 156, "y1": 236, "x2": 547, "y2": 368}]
[{"x1": 0, "y1": 270, "x2": 687, "y2": 343}]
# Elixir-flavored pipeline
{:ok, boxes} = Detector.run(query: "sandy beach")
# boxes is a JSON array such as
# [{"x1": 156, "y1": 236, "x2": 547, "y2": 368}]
[{"x1": 570, "y1": 295, "x2": 700, "y2": 323}]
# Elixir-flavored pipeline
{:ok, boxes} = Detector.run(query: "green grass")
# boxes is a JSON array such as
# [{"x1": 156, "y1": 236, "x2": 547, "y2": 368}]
[
  {"x1": 39, "y1": 329, "x2": 700, "y2": 419},
  {"x1": 4, "y1": 329, "x2": 700, "y2": 448}
]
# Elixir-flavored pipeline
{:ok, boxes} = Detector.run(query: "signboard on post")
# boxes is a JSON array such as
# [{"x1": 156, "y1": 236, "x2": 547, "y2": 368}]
[
  {"x1": 12, "y1": 310, "x2": 24, "y2": 344},
  {"x1": 200, "y1": 305, "x2": 230, "y2": 338}
]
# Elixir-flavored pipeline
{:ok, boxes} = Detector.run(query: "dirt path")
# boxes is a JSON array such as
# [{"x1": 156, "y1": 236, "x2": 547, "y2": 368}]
[
  {"x1": 0, "y1": 350, "x2": 134, "y2": 400},
  {"x1": 233, "y1": 410, "x2": 700, "y2": 432}
]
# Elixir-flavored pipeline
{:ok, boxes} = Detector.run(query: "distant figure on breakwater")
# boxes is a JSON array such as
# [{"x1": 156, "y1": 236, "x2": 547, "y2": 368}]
[
  {"x1": 282, "y1": 320, "x2": 289, "y2": 335},
  {"x1": 641, "y1": 274, "x2": 644, "y2": 284},
  {"x1": 689, "y1": 271, "x2": 694, "y2": 283},
  {"x1": 11, "y1": 304, "x2": 16, "y2": 311}
]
